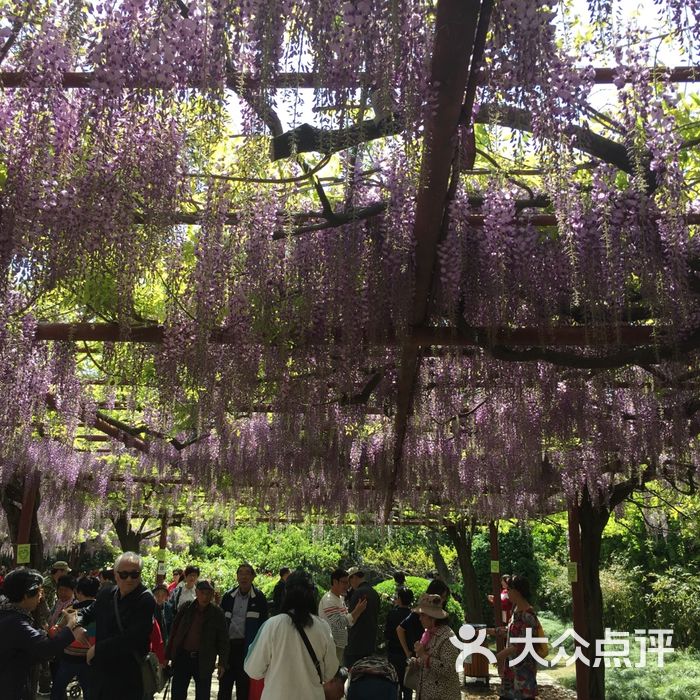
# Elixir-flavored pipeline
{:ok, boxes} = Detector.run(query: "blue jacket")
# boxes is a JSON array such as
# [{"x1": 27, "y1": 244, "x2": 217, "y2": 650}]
[
  {"x1": 0, "y1": 603, "x2": 74, "y2": 700},
  {"x1": 220, "y1": 585, "x2": 268, "y2": 650}
]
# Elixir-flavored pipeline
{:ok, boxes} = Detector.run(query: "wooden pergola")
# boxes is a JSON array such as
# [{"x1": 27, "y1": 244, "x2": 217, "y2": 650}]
[{"x1": 6, "y1": 2, "x2": 700, "y2": 697}]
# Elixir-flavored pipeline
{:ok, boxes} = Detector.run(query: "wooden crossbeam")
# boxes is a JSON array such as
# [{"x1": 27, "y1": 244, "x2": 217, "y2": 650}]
[
  {"x1": 32, "y1": 322, "x2": 665, "y2": 346},
  {"x1": 1, "y1": 66, "x2": 698, "y2": 90}
]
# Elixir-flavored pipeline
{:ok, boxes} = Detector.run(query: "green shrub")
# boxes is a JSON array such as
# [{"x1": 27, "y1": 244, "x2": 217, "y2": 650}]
[
  {"x1": 373, "y1": 576, "x2": 464, "y2": 650},
  {"x1": 599, "y1": 562, "x2": 646, "y2": 632},
  {"x1": 537, "y1": 559, "x2": 573, "y2": 621},
  {"x1": 538, "y1": 610, "x2": 574, "y2": 654},
  {"x1": 647, "y1": 566, "x2": 700, "y2": 649}
]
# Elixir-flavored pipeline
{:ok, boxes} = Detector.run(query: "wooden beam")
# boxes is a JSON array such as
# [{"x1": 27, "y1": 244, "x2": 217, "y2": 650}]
[
  {"x1": 15, "y1": 471, "x2": 39, "y2": 566},
  {"x1": 386, "y1": 0, "x2": 486, "y2": 518},
  {"x1": 33, "y1": 322, "x2": 667, "y2": 347},
  {"x1": 1, "y1": 66, "x2": 697, "y2": 90}
]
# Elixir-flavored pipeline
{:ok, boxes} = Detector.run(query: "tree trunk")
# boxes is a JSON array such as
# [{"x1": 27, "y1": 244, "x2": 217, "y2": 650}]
[
  {"x1": 111, "y1": 511, "x2": 145, "y2": 552},
  {"x1": 578, "y1": 477, "x2": 642, "y2": 700},
  {"x1": 426, "y1": 528, "x2": 454, "y2": 585},
  {"x1": 445, "y1": 518, "x2": 483, "y2": 622},
  {"x1": 579, "y1": 487, "x2": 610, "y2": 700},
  {"x1": 1, "y1": 473, "x2": 44, "y2": 568}
]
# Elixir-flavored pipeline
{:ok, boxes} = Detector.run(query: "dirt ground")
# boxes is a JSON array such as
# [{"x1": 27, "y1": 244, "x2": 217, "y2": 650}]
[{"x1": 462, "y1": 683, "x2": 578, "y2": 699}]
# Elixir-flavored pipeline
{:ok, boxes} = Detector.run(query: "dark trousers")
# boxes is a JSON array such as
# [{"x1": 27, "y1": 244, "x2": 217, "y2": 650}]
[
  {"x1": 172, "y1": 652, "x2": 212, "y2": 700},
  {"x1": 388, "y1": 652, "x2": 412, "y2": 700},
  {"x1": 217, "y1": 639, "x2": 248, "y2": 700},
  {"x1": 50, "y1": 658, "x2": 94, "y2": 700},
  {"x1": 90, "y1": 660, "x2": 142, "y2": 700}
]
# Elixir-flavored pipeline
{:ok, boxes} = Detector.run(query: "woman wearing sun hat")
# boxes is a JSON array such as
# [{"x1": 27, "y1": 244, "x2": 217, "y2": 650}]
[{"x1": 408, "y1": 593, "x2": 461, "y2": 700}]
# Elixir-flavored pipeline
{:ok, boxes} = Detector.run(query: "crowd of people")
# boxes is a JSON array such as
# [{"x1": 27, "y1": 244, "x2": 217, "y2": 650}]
[{"x1": 0, "y1": 556, "x2": 542, "y2": 700}]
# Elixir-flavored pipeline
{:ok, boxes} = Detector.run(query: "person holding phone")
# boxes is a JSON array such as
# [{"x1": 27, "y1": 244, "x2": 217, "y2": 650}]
[{"x1": 0, "y1": 567, "x2": 85, "y2": 700}]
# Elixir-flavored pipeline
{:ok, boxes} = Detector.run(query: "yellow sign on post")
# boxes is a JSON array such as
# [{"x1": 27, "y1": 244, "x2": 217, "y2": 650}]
[
  {"x1": 17, "y1": 544, "x2": 31, "y2": 564},
  {"x1": 490, "y1": 560, "x2": 500, "y2": 574},
  {"x1": 568, "y1": 562, "x2": 578, "y2": 583},
  {"x1": 157, "y1": 548, "x2": 167, "y2": 562}
]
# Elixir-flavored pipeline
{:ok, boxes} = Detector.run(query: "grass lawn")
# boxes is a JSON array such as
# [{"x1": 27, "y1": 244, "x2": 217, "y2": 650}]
[{"x1": 537, "y1": 612, "x2": 700, "y2": 699}]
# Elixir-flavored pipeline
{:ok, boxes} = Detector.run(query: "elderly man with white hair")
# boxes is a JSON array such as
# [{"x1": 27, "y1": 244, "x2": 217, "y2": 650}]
[{"x1": 78, "y1": 551, "x2": 156, "y2": 699}]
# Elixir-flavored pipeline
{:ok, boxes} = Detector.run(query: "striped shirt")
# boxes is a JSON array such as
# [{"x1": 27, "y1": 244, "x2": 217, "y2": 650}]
[{"x1": 318, "y1": 591, "x2": 353, "y2": 648}]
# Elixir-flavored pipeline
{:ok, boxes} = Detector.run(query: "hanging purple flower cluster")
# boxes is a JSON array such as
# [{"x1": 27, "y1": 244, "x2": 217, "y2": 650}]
[{"x1": 0, "y1": 0, "x2": 697, "y2": 530}]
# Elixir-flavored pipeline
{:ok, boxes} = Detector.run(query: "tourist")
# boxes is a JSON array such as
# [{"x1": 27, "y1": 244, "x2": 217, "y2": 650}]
[
  {"x1": 218, "y1": 563, "x2": 268, "y2": 700},
  {"x1": 171, "y1": 565, "x2": 200, "y2": 610},
  {"x1": 0, "y1": 568, "x2": 84, "y2": 700},
  {"x1": 408, "y1": 593, "x2": 460, "y2": 700},
  {"x1": 48, "y1": 575, "x2": 76, "y2": 627},
  {"x1": 97, "y1": 568, "x2": 115, "y2": 592},
  {"x1": 344, "y1": 566, "x2": 380, "y2": 667},
  {"x1": 488, "y1": 574, "x2": 513, "y2": 624},
  {"x1": 385, "y1": 587, "x2": 415, "y2": 700},
  {"x1": 396, "y1": 579, "x2": 449, "y2": 661},
  {"x1": 269, "y1": 567, "x2": 290, "y2": 616},
  {"x1": 318, "y1": 567, "x2": 367, "y2": 664},
  {"x1": 43, "y1": 561, "x2": 70, "y2": 611},
  {"x1": 495, "y1": 575, "x2": 540, "y2": 700},
  {"x1": 50, "y1": 575, "x2": 99, "y2": 700},
  {"x1": 166, "y1": 579, "x2": 229, "y2": 700},
  {"x1": 153, "y1": 583, "x2": 170, "y2": 644},
  {"x1": 78, "y1": 551, "x2": 155, "y2": 699},
  {"x1": 244, "y1": 570, "x2": 339, "y2": 699},
  {"x1": 168, "y1": 568, "x2": 184, "y2": 594}
]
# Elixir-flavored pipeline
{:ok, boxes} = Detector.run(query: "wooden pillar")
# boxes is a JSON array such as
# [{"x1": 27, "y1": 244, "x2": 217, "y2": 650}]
[
  {"x1": 155, "y1": 511, "x2": 168, "y2": 585},
  {"x1": 15, "y1": 471, "x2": 39, "y2": 567},
  {"x1": 489, "y1": 521, "x2": 504, "y2": 651},
  {"x1": 568, "y1": 500, "x2": 590, "y2": 700}
]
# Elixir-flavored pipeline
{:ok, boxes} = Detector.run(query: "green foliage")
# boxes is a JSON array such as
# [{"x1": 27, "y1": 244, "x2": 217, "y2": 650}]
[
  {"x1": 599, "y1": 563, "x2": 647, "y2": 632},
  {"x1": 538, "y1": 610, "x2": 574, "y2": 654},
  {"x1": 647, "y1": 566, "x2": 700, "y2": 649},
  {"x1": 537, "y1": 559, "x2": 573, "y2": 621},
  {"x1": 472, "y1": 524, "x2": 541, "y2": 620},
  {"x1": 373, "y1": 576, "x2": 464, "y2": 650}
]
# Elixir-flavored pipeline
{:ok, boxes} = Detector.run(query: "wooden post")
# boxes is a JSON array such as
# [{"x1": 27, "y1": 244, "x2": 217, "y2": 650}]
[
  {"x1": 568, "y1": 500, "x2": 590, "y2": 700},
  {"x1": 155, "y1": 511, "x2": 168, "y2": 585},
  {"x1": 15, "y1": 471, "x2": 39, "y2": 567},
  {"x1": 489, "y1": 521, "x2": 504, "y2": 651}
]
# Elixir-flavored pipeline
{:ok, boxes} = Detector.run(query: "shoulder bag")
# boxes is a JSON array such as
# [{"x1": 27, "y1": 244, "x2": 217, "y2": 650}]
[
  {"x1": 403, "y1": 659, "x2": 420, "y2": 690},
  {"x1": 113, "y1": 590, "x2": 165, "y2": 699},
  {"x1": 287, "y1": 614, "x2": 344, "y2": 700}
]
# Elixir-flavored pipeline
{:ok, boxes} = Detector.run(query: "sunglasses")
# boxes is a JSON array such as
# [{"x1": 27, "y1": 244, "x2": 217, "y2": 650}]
[{"x1": 117, "y1": 570, "x2": 141, "y2": 580}]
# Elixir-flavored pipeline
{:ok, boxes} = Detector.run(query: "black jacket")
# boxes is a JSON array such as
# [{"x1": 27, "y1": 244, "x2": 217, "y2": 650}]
[
  {"x1": 220, "y1": 585, "x2": 268, "y2": 650},
  {"x1": 346, "y1": 582, "x2": 380, "y2": 658},
  {"x1": 79, "y1": 583, "x2": 155, "y2": 674},
  {"x1": 0, "y1": 603, "x2": 74, "y2": 700},
  {"x1": 270, "y1": 578, "x2": 286, "y2": 616}
]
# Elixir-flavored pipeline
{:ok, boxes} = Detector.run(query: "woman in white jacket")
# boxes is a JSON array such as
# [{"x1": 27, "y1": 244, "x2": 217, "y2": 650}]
[{"x1": 244, "y1": 571, "x2": 339, "y2": 700}]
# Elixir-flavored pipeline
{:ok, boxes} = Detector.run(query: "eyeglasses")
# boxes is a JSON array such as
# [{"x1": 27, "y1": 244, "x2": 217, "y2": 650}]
[{"x1": 117, "y1": 570, "x2": 141, "y2": 580}]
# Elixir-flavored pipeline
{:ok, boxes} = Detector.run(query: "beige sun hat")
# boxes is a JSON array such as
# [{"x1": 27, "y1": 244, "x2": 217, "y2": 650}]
[{"x1": 412, "y1": 593, "x2": 448, "y2": 619}]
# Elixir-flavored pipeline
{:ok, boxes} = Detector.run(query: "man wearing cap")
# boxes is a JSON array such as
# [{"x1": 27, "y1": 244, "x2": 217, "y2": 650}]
[
  {"x1": 43, "y1": 562, "x2": 69, "y2": 611},
  {"x1": 166, "y1": 579, "x2": 229, "y2": 700},
  {"x1": 344, "y1": 566, "x2": 380, "y2": 667}
]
